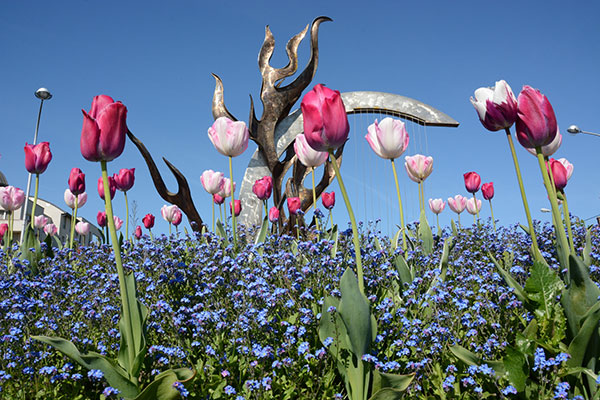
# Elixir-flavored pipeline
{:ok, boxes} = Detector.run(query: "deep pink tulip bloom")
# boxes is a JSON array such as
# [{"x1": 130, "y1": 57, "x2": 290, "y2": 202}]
[
  {"x1": 172, "y1": 208, "x2": 183, "y2": 226},
  {"x1": 428, "y1": 198, "x2": 445, "y2": 215},
  {"x1": 81, "y1": 95, "x2": 128, "y2": 162},
  {"x1": 229, "y1": 199, "x2": 242, "y2": 217},
  {"x1": 113, "y1": 216, "x2": 123, "y2": 231},
  {"x1": 466, "y1": 198, "x2": 482, "y2": 215},
  {"x1": 24, "y1": 142, "x2": 52, "y2": 174},
  {"x1": 470, "y1": 80, "x2": 518, "y2": 131},
  {"x1": 301, "y1": 84, "x2": 349, "y2": 152},
  {"x1": 75, "y1": 221, "x2": 91, "y2": 235},
  {"x1": 0, "y1": 223, "x2": 7, "y2": 241},
  {"x1": 114, "y1": 168, "x2": 135, "y2": 192},
  {"x1": 34, "y1": 215, "x2": 48, "y2": 229},
  {"x1": 365, "y1": 117, "x2": 410, "y2": 160},
  {"x1": 294, "y1": 133, "x2": 329, "y2": 168},
  {"x1": 0, "y1": 186, "x2": 25, "y2": 212},
  {"x1": 526, "y1": 129, "x2": 562, "y2": 157},
  {"x1": 43, "y1": 223, "x2": 57, "y2": 236},
  {"x1": 556, "y1": 158, "x2": 573, "y2": 180},
  {"x1": 134, "y1": 225, "x2": 142, "y2": 239},
  {"x1": 201, "y1": 170, "x2": 225, "y2": 195},
  {"x1": 447, "y1": 195, "x2": 467, "y2": 214},
  {"x1": 548, "y1": 158, "x2": 568, "y2": 190},
  {"x1": 322, "y1": 191, "x2": 335, "y2": 210},
  {"x1": 213, "y1": 194, "x2": 225, "y2": 205},
  {"x1": 252, "y1": 176, "x2": 273, "y2": 201},
  {"x1": 516, "y1": 86, "x2": 557, "y2": 149},
  {"x1": 404, "y1": 155, "x2": 433, "y2": 183},
  {"x1": 64, "y1": 189, "x2": 87, "y2": 209},
  {"x1": 268, "y1": 207, "x2": 280, "y2": 223},
  {"x1": 463, "y1": 172, "x2": 481, "y2": 194},
  {"x1": 208, "y1": 117, "x2": 249, "y2": 158},
  {"x1": 287, "y1": 197, "x2": 302, "y2": 215},
  {"x1": 142, "y1": 214, "x2": 154, "y2": 229},
  {"x1": 68, "y1": 168, "x2": 86, "y2": 195},
  {"x1": 97, "y1": 176, "x2": 116, "y2": 200},
  {"x1": 481, "y1": 182, "x2": 494, "y2": 200},
  {"x1": 97, "y1": 211, "x2": 107, "y2": 228}
]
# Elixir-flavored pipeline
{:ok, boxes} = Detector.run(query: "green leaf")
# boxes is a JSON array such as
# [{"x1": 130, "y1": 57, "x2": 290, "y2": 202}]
[
  {"x1": 20, "y1": 225, "x2": 40, "y2": 274},
  {"x1": 330, "y1": 225, "x2": 339, "y2": 258},
  {"x1": 451, "y1": 219, "x2": 458, "y2": 236},
  {"x1": 425, "y1": 237, "x2": 453, "y2": 297},
  {"x1": 391, "y1": 229, "x2": 401, "y2": 251},
  {"x1": 518, "y1": 224, "x2": 530, "y2": 235},
  {"x1": 32, "y1": 336, "x2": 139, "y2": 398},
  {"x1": 563, "y1": 255, "x2": 600, "y2": 339},
  {"x1": 567, "y1": 301, "x2": 600, "y2": 368},
  {"x1": 215, "y1": 220, "x2": 228, "y2": 244},
  {"x1": 368, "y1": 388, "x2": 407, "y2": 400},
  {"x1": 583, "y1": 226, "x2": 593, "y2": 266},
  {"x1": 489, "y1": 252, "x2": 530, "y2": 308},
  {"x1": 255, "y1": 216, "x2": 269, "y2": 245},
  {"x1": 374, "y1": 237, "x2": 382, "y2": 252},
  {"x1": 371, "y1": 370, "x2": 414, "y2": 393},
  {"x1": 133, "y1": 368, "x2": 195, "y2": 400},
  {"x1": 338, "y1": 267, "x2": 373, "y2": 361},
  {"x1": 393, "y1": 255, "x2": 413, "y2": 287},
  {"x1": 43, "y1": 234, "x2": 54, "y2": 258},
  {"x1": 418, "y1": 209, "x2": 433, "y2": 255},
  {"x1": 524, "y1": 261, "x2": 564, "y2": 318},
  {"x1": 449, "y1": 345, "x2": 506, "y2": 376},
  {"x1": 503, "y1": 346, "x2": 528, "y2": 392}
]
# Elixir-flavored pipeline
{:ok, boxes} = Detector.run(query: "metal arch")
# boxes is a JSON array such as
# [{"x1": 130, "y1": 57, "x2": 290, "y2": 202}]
[{"x1": 237, "y1": 90, "x2": 459, "y2": 228}]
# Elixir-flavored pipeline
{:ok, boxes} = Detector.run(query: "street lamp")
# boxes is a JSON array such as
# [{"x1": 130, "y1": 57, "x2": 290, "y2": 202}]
[
  {"x1": 567, "y1": 125, "x2": 600, "y2": 138},
  {"x1": 20, "y1": 88, "x2": 53, "y2": 235}
]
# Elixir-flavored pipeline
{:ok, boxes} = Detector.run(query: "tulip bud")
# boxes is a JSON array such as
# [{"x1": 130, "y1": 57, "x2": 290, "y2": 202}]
[
  {"x1": 268, "y1": 207, "x2": 280, "y2": 223},
  {"x1": 365, "y1": 117, "x2": 410, "y2": 160},
  {"x1": 252, "y1": 176, "x2": 273, "y2": 201},
  {"x1": 213, "y1": 194, "x2": 225, "y2": 205},
  {"x1": 556, "y1": 158, "x2": 574, "y2": 181},
  {"x1": 466, "y1": 198, "x2": 482, "y2": 215},
  {"x1": 207, "y1": 117, "x2": 249, "y2": 158},
  {"x1": 0, "y1": 223, "x2": 9, "y2": 238},
  {"x1": 287, "y1": 197, "x2": 302, "y2": 215},
  {"x1": 114, "y1": 168, "x2": 135, "y2": 192},
  {"x1": 97, "y1": 211, "x2": 107, "y2": 228},
  {"x1": 481, "y1": 182, "x2": 494, "y2": 200},
  {"x1": 142, "y1": 213, "x2": 155, "y2": 229},
  {"x1": 64, "y1": 189, "x2": 87, "y2": 209},
  {"x1": 98, "y1": 176, "x2": 116, "y2": 200},
  {"x1": 229, "y1": 199, "x2": 242, "y2": 217},
  {"x1": 301, "y1": 84, "x2": 349, "y2": 152},
  {"x1": 0, "y1": 186, "x2": 25, "y2": 212},
  {"x1": 172, "y1": 209, "x2": 183, "y2": 226},
  {"x1": 113, "y1": 216, "x2": 123, "y2": 231},
  {"x1": 447, "y1": 195, "x2": 467, "y2": 214},
  {"x1": 24, "y1": 142, "x2": 52, "y2": 174},
  {"x1": 322, "y1": 192, "x2": 335, "y2": 210},
  {"x1": 428, "y1": 198, "x2": 445, "y2": 215},
  {"x1": 44, "y1": 223, "x2": 58, "y2": 236},
  {"x1": 463, "y1": 172, "x2": 481, "y2": 194},
  {"x1": 404, "y1": 155, "x2": 434, "y2": 183},
  {"x1": 34, "y1": 215, "x2": 48, "y2": 229},
  {"x1": 75, "y1": 221, "x2": 90, "y2": 236},
  {"x1": 68, "y1": 168, "x2": 86, "y2": 195},
  {"x1": 134, "y1": 225, "x2": 142, "y2": 239},
  {"x1": 294, "y1": 134, "x2": 329, "y2": 168},
  {"x1": 218, "y1": 178, "x2": 235, "y2": 198},
  {"x1": 80, "y1": 95, "x2": 128, "y2": 162},
  {"x1": 516, "y1": 86, "x2": 557, "y2": 149},
  {"x1": 201, "y1": 170, "x2": 225, "y2": 195},
  {"x1": 470, "y1": 80, "x2": 518, "y2": 131},
  {"x1": 548, "y1": 158, "x2": 568, "y2": 191}
]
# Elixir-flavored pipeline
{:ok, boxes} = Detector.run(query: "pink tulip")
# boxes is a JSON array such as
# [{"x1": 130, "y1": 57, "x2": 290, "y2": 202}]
[
  {"x1": 470, "y1": 80, "x2": 518, "y2": 131},
  {"x1": 229, "y1": 199, "x2": 242, "y2": 217},
  {"x1": 44, "y1": 223, "x2": 57, "y2": 236},
  {"x1": 287, "y1": 197, "x2": 302, "y2": 215},
  {"x1": 556, "y1": 158, "x2": 574, "y2": 181},
  {"x1": 142, "y1": 214, "x2": 155, "y2": 229},
  {"x1": 201, "y1": 170, "x2": 225, "y2": 195},
  {"x1": 75, "y1": 221, "x2": 90, "y2": 235},
  {"x1": 113, "y1": 168, "x2": 135, "y2": 192},
  {"x1": 68, "y1": 168, "x2": 86, "y2": 195},
  {"x1": 0, "y1": 186, "x2": 25, "y2": 212},
  {"x1": 365, "y1": 117, "x2": 410, "y2": 160},
  {"x1": 252, "y1": 176, "x2": 273, "y2": 201},
  {"x1": 80, "y1": 95, "x2": 128, "y2": 162},
  {"x1": 97, "y1": 176, "x2": 116, "y2": 200},
  {"x1": 134, "y1": 225, "x2": 142, "y2": 239},
  {"x1": 428, "y1": 198, "x2": 445, "y2": 215},
  {"x1": 526, "y1": 129, "x2": 562, "y2": 157},
  {"x1": 161, "y1": 205, "x2": 181, "y2": 223},
  {"x1": 268, "y1": 207, "x2": 280, "y2": 223},
  {"x1": 97, "y1": 211, "x2": 107, "y2": 228},
  {"x1": 294, "y1": 134, "x2": 329, "y2": 168},
  {"x1": 301, "y1": 84, "x2": 349, "y2": 152},
  {"x1": 64, "y1": 189, "x2": 88, "y2": 209},
  {"x1": 548, "y1": 158, "x2": 568, "y2": 190},
  {"x1": 213, "y1": 194, "x2": 225, "y2": 205},
  {"x1": 208, "y1": 116, "x2": 249, "y2": 158},
  {"x1": 218, "y1": 178, "x2": 235, "y2": 198},
  {"x1": 24, "y1": 142, "x2": 52, "y2": 174},
  {"x1": 322, "y1": 191, "x2": 335, "y2": 210},
  {"x1": 404, "y1": 155, "x2": 433, "y2": 183},
  {"x1": 172, "y1": 208, "x2": 183, "y2": 226},
  {"x1": 113, "y1": 216, "x2": 123, "y2": 231},
  {"x1": 516, "y1": 86, "x2": 558, "y2": 149},
  {"x1": 466, "y1": 198, "x2": 482, "y2": 215},
  {"x1": 447, "y1": 195, "x2": 467, "y2": 214},
  {"x1": 34, "y1": 215, "x2": 48, "y2": 229},
  {"x1": 0, "y1": 223, "x2": 7, "y2": 239},
  {"x1": 481, "y1": 182, "x2": 494, "y2": 200},
  {"x1": 463, "y1": 172, "x2": 481, "y2": 194}
]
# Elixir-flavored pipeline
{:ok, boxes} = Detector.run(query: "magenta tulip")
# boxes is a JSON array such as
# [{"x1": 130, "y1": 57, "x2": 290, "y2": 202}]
[
  {"x1": 0, "y1": 223, "x2": 7, "y2": 238},
  {"x1": 75, "y1": 221, "x2": 90, "y2": 235},
  {"x1": 526, "y1": 129, "x2": 562, "y2": 157},
  {"x1": 322, "y1": 192, "x2": 335, "y2": 210},
  {"x1": 208, "y1": 117, "x2": 249, "y2": 158},
  {"x1": 516, "y1": 86, "x2": 558, "y2": 149},
  {"x1": 213, "y1": 194, "x2": 225, "y2": 205},
  {"x1": 97, "y1": 211, "x2": 107, "y2": 228},
  {"x1": 172, "y1": 208, "x2": 183, "y2": 226},
  {"x1": 142, "y1": 214, "x2": 154, "y2": 229},
  {"x1": 97, "y1": 176, "x2": 116, "y2": 200},
  {"x1": 252, "y1": 176, "x2": 273, "y2": 201},
  {"x1": 466, "y1": 198, "x2": 482, "y2": 215},
  {"x1": 43, "y1": 223, "x2": 57, "y2": 236},
  {"x1": 447, "y1": 195, "x2": 467, "y2": 214},
  {"x1": 556, "y1": 158, "x2": 573, "y2": 180},
  {"x1": 548, "y1": 158, "x2": 568, "y2": 190},
  {"x1": 294, "y1": 133, "x2": 329, "y2": 168},
  {"x1": 269, "y1": 207, "x2": 280, "y2": 223},
  {"x1": 287, "y1": 197, "x2": 302, "y2": 215},
  {"x1": 428, "y1": 198, "x2": 445, "y2": 215},
  {"x1": 463, "y1": 172, "x2": 481, "y2": 194},
  {"x1": 365, "y1": 117, "x2": 410, "y2": 160},
  {"x1": 229, "y1": 199, "x2": 242, "y2": 217},
  {"x1": 134, "y1": 225, "x2": 142, "y2": 239},
  {"x1": 470, "y1": 80, "x2": 518, "y2": 131},
  {"x1": 114, "y1": 168, "x2": 135, "y2": 192},
  {"x1": 404, "y1": 155, "x2": 433, "y2": 183},
  {"x1": 481, "y1": 182, "x2": 494, "y2": 200},
  {"x1": 80, "y1": 95, "x2": 128, "y2": 162},
  {"x1": 301, "y1": 84, "x2": 349, "y2": 152},
  {"x1": 24, "y1": 142, "x2": 52, "y2": 174},
  {"x1": 64, "y1": 189, "x2": 88, "y2": 209},
  {"x1": 0, "y1": 186, "x2": 25, "y2": 212},
  {"x1": 68, "y1": 168, "x2": 86, "y2": 195},
  {"x1": 34, "y1": 215, "x2": 48, "y2": 229},
  {"x1": 201, "y1": 170, "x2": 225, "y2": 195}
]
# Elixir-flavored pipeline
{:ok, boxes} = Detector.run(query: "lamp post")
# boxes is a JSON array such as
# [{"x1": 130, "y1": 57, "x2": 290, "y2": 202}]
[
  {"x1": 567, "y1": 125, "x2": 600, "y2": 138},
  {"x1": 20, "y1": 88, "x2": 52, "y2": 237}
]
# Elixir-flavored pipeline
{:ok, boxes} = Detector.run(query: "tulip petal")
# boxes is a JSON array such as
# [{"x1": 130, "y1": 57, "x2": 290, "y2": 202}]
[
  {"x1": 80, "y1": 110, "x2": 102, "y2": 162},
  {"x1": 96, "y1": 102, "x2": 128, "y2": 161},
  {"x1": 89, "y1": 95, "x2": 116, "y2": 119}
]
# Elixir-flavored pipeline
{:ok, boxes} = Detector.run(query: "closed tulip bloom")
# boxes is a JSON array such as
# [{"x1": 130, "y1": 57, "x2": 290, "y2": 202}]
[
  {"x1": 201, "y1": 170, "x2": 225, "y2": 195},
  {"x1": 428, "y1": 198, "x2": 445, "y2": 215},
  {"x1": 213, "y1": 194, "x2": 225, "y2": 205},
  {"x1": 463, "y1": 172, "x2": 481, "y2": 194},
  {"x1": 301, "y1": 84, "x2": 349, "y2": 152},
  {"x1": 447, "y1": 195, "x2": 468, "y2": 214},
  {"x1": 470, "y1": 80, "x2": 518, "y2": 131},
  {"x1": 365, "y1": 117, "x2": 410, "y2": 160},
  {"x1": 172, "y1": 209, "x2": 183, "y2": 226},
  {"x1": 287, "y1": 197, "x2": 302, "y2": 215},
  {"x1": 161, "y1": 205, "x2": 181, "y2": 223},
  {"x1": 0, "y1": 223, "x2": 7, "y2": 238},
  {"x1": 268, "y1": 207, "x2": 280, "y2": 223},
  {"x1": 33, "y1": 215, "x2": 48, "y2": 229},
  {"x1": 229, "y1": 199, "x2": 242, "y2": 217},
  {"x1": 97, "y1": 211, "x2": 107, "y2": 228},
  {"x1": 516, "y1": 86, "x2": 558, "y2": 149},
  {"x1": 97, "y1": 176, "x2": 116, "y2": 200},
  {"x1": 294, "y1": 134, "x2": 329, "y2": 168},
  {"x1": 322, "y1": 191, "x2": 335, "y2": 210},
  {"x1": 113, "y1": 168, "x2": 135, "y2": 192},
  {"x1": 75, "y1": 221, "x2": 90, "y2": 235},
  {"x1": 218, "y1": 178, "x2": 235, "y2": 198},
  {"x1": 24, "y1": 142, "x2": 52, "y2": 174},
  {"x1": 113, "y1": 216, "x2": 123, "y2": 231},
  {"x1": 43, "y1": 223, "x2": 57, "y2": 236},
  {"x1": 80, "y1": 95, "x2": 128, "y2": 162},
  {"x1": 481, "y1": 182, "x2": 495, "y2": 200},
  {"x1": 142, "y1": 213, "x2": 155, "y2": 229},
  {"x1": 134, "y1": 225, "x2": 142, "y2": 239},
  {"x1": 252, "y1": 176, "x2": 273, "y2": 201},
  {"x1": 0, "y1": 186, "x2": 25, "y2": 211},
  {"x1": 404, "y1": 155, "x2": 434, "y2": 183},
  {"x1": 526, "y1": 129, "x2": 562, "y2": 157},
  {"x1": 208, "y1": 116, "x2": 249, "y2": 158},
  {"x1": 548, "y1": 158, "x2": 568, "y2": 190},
  {"x1": 466, "y1": 198, "x2": 482, "y2": 215},
  {"x1": 64, "y1": 189, "x2": 88, "y2": 209},
  {"x1": 68, "y1": 168, "x2": 86, "y2": 195},
  {"x1": 556, "y1": 158, "x2": 574, "y2": 181}
]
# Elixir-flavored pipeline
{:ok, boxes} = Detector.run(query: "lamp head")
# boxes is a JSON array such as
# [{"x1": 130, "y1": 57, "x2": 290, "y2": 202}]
[
  {"x1": 567, "y1": 125, "x2": 581, "y2": 134},
  {"x1": 35, "y1": 88, "x2": 52, "y2": 100}
]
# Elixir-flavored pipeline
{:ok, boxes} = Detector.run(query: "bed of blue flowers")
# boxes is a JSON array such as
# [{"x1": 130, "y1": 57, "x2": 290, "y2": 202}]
[{"x1": 1, "y1": 217, "x2": 598, "y2": 399}]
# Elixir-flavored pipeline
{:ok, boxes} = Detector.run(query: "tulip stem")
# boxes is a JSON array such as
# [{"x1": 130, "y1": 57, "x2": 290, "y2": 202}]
[
  {"x1": 8, "y1": 211, "x2": 13, "y2": 247},
  {"x1": 473, "y1": 193, "x2": 479, "y2": 223},
  {"x1": 391, "y1": 159, "x2": 407, "y2": 251},
  {"x1": 101, "y1": 161, "x2": 136, "y2": 376},
  {"x1": 124, "y1": 191, "x2": 130, "y2": 240},
  {"x1": 505, "y1": 128, "x2": 540, "y2": 255},
  {"x1": 211, "y1": 201, "x2": 215, "y2": 233},
  {"x1": 311, "y1": 168, "x2": 320, "y2": 232},
  {"x1": 436, "y1": 214, "x2": 440, "y2": 235},
  {"x1": 69, "y1": 197, "x2": 79, "y2": 249},
  {"x1": 30, "y1": 174, "x2": 39, "y2": 231},
  {"x1": 329, "y1": 209, "x2": 334, "y2": 232},
  {"x1": 228, "y1": 156, "x2": 237, "y2": 247},
  {"x1": 169, "y1": 222, "x2": 172, "y2": 236},
  {"x1": 489, "y1": 199, "x2": 496, "y2": 233},
  {"x1": 458, "y1": 213, "x2": 461, "y2": 228},
  {"x1": 329, "y1": 151, "x2": 364, "y2": 295},
  {"x1": 264, "y1": 202, "x2": 268, "y2": 221},
  {"x1": 561, "y1": 191, "x2": 575, "y2": 253}
]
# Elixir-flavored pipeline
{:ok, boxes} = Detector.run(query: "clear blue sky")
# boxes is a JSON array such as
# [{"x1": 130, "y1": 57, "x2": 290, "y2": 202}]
[{"x1": 1, "y1": 1, "x2": 599, "y2": 236}]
